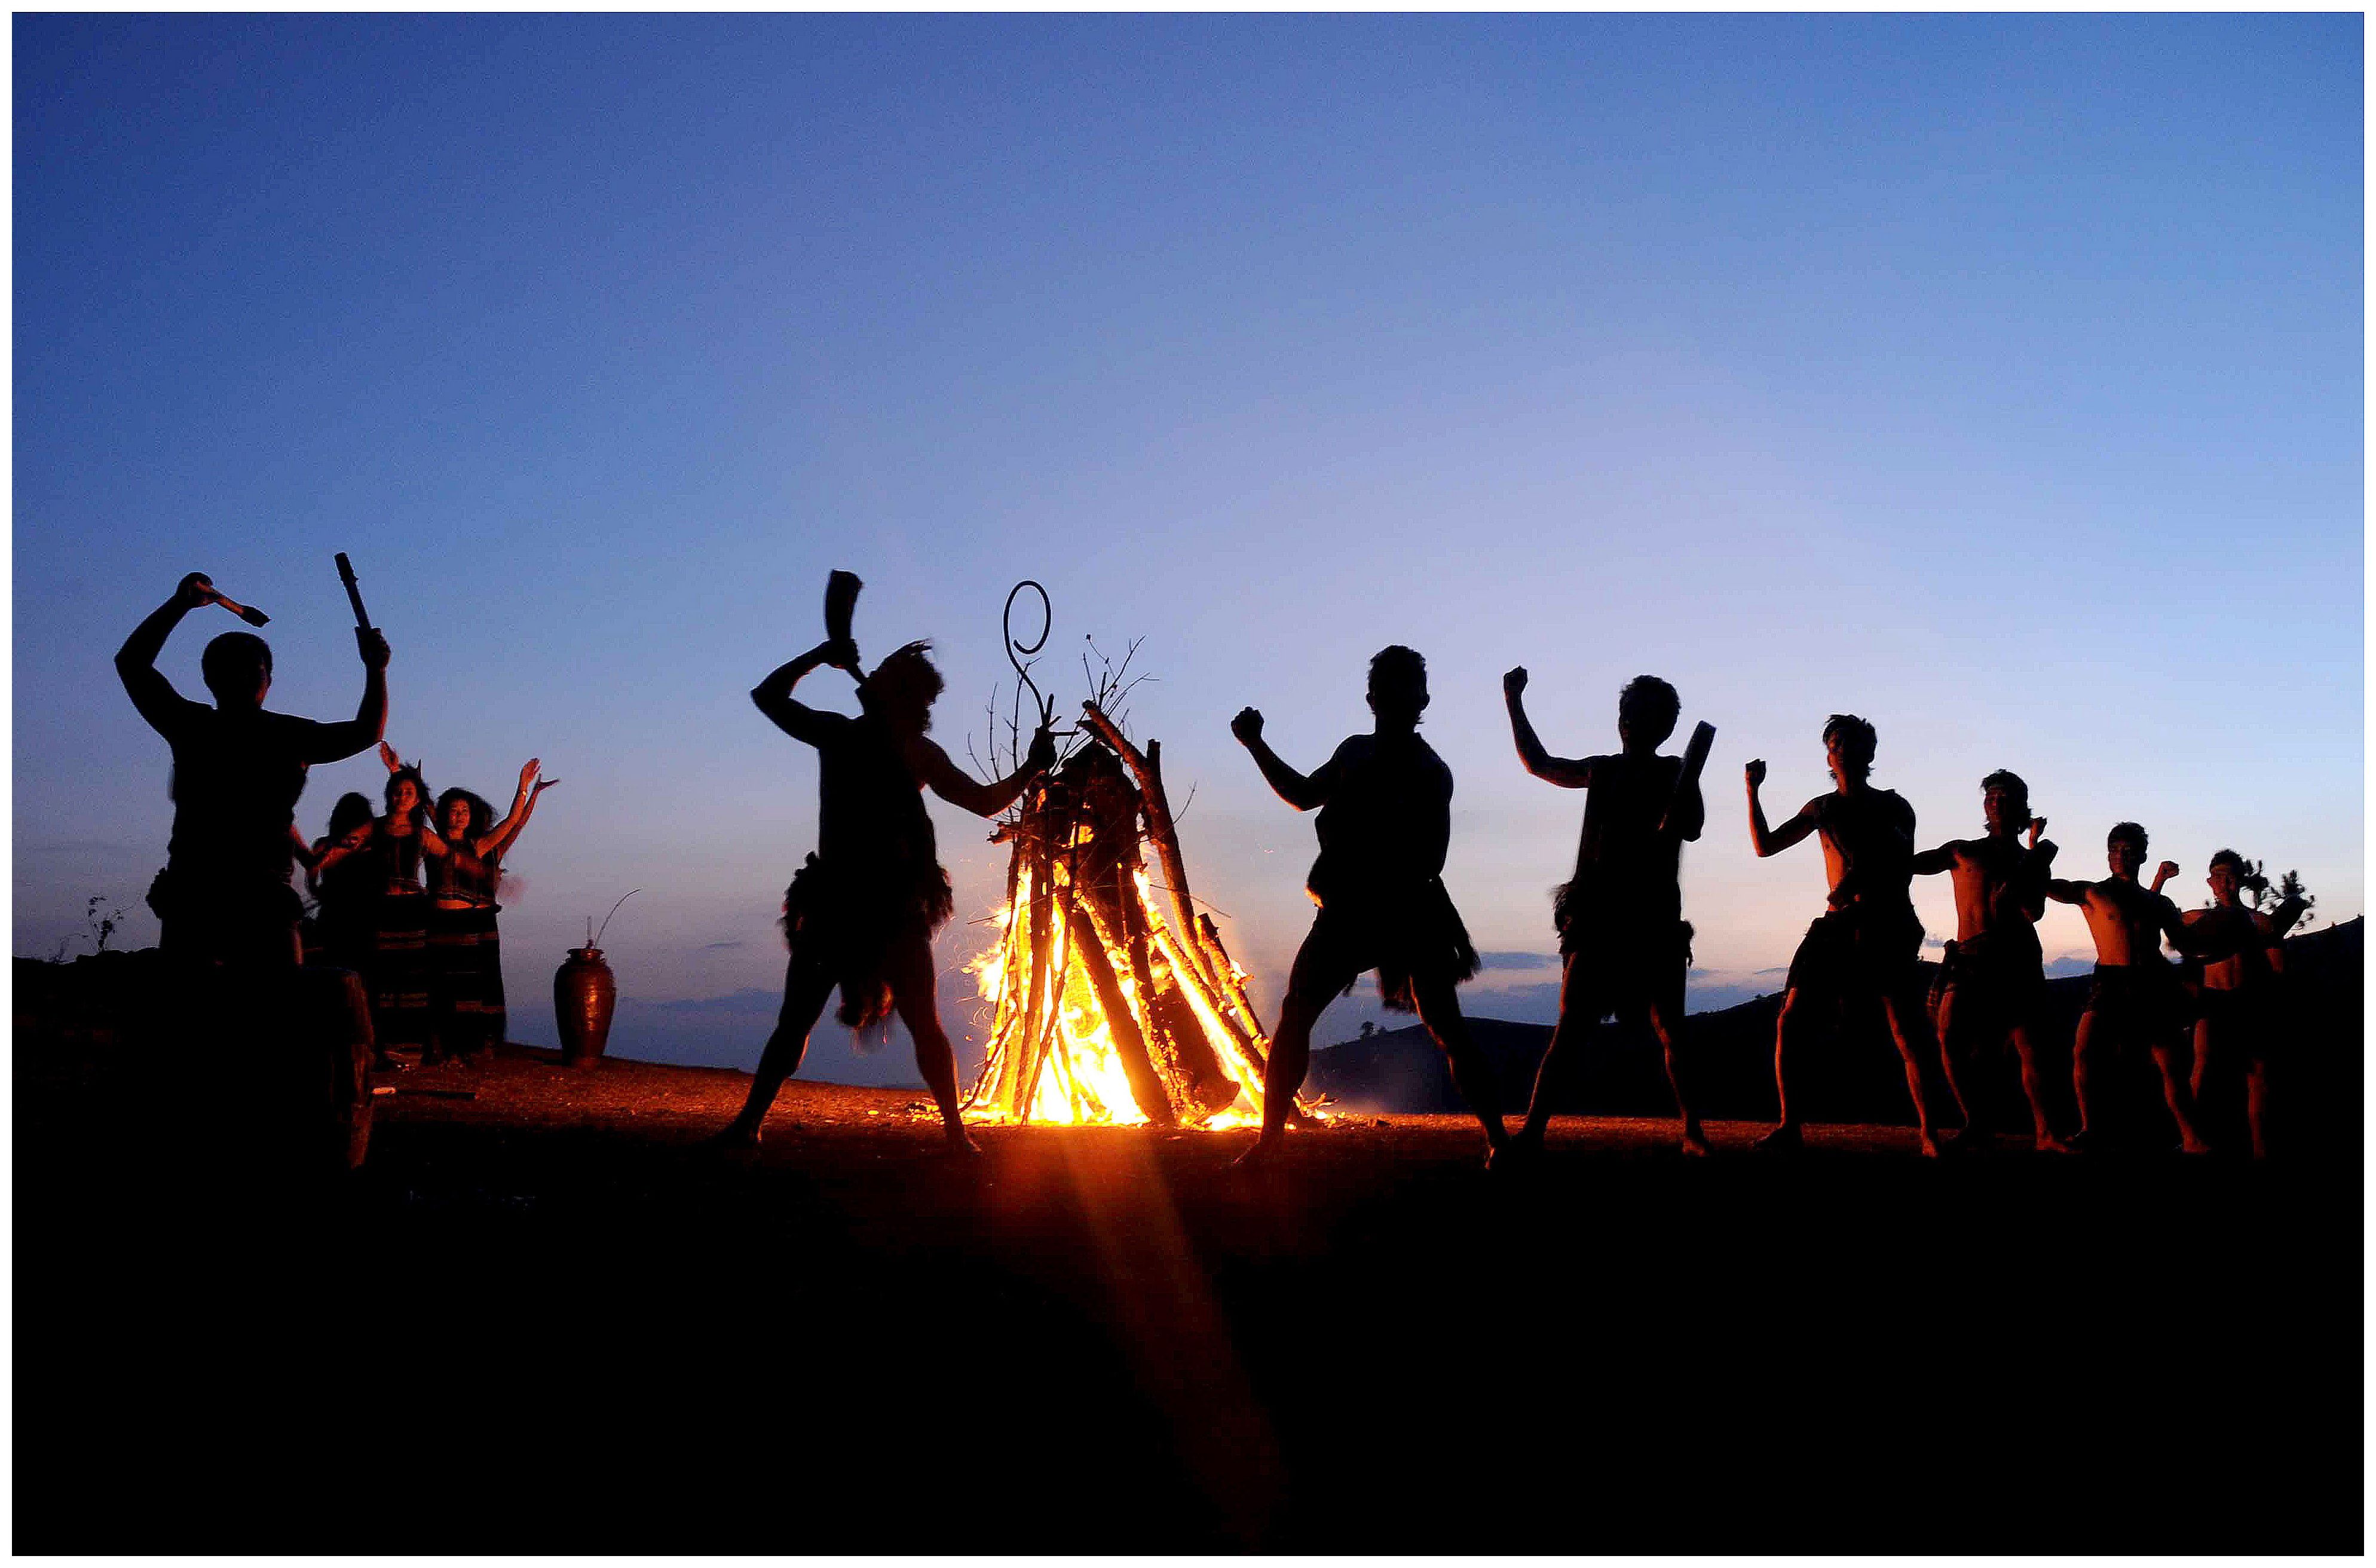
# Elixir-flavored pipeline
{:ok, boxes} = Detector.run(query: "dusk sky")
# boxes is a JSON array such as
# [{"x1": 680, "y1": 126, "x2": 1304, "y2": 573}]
[{"x1": 16, "y1": 16, "x2": 2362, "y2": 1086}]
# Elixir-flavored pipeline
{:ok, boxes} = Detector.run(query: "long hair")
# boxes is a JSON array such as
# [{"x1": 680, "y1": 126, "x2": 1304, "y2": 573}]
[
  {"x1": 435, "y1": 787, "x2": 495, "y2": 841},
  {"x1": 1980, "y1": 768, "x2": 2029, "y2": 822},
  {"x1": 383, "y1": 767, "x2": 429, "y2": 819},
  {"x1": 326, "y1": 792, "x2": 375, "y2": 840},
  {"x1": 859, "y1": 641, "x2": 943, "y2": 730}
]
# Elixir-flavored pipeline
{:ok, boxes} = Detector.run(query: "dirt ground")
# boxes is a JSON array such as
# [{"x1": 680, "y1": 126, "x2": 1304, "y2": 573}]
[{"x1": 18, "y1": 1045, "x2": 2362, "y2": 1552}]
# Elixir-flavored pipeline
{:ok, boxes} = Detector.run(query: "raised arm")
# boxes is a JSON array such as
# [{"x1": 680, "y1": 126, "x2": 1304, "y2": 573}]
[
  {"x1": 480, "y1": 758, "x2": 559, "y2": 858},
  {"x1": 1744, "y1": 760, "x2": 1817, "y2": 858},
  {"x1": 2016, "y1": 824, "x2": 2057, "y2": 920},
  {"x1": 2043, "y1": 876, "x2": 2092, "y2": 906},
  {"x1": 911, "y1": 725, "x2": 1055, "y2": 819},
  {"x1": 114, "y1": 574, "x2": 215, "y2": 736},
  {"x1": 302, "y1": 629, "x2": 391, "y2": 763},
  {"x1": 1502, "y1": 668, "x2": 1596, "y2": 788},
  {"x1": 1230, "y1": 708, "x2": 1330, "y2": 811},
  {"x1": 752, "y1": 638, "x2": 860, "y2": 746}
]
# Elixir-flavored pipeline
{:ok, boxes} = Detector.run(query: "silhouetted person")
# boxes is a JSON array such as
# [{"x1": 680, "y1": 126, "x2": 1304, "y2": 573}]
[
  {"x1": 302, "y1": 790, "x2": 378, "y2": 971},
  {"x1": 1231, "y1": 647, "x2": 1507, "y2": 1166},
  {"x1": 2045, "y1": 822, "x2": 2215, "y2": 1153},
  {"x1": 1747, "y1": 715, "x2": 1949, "y2": 1156},
  {"x1": 1503, "y1": 667, "x2": 1710, "y2": 1156},
  {"x1": 2180, "y1": 850, "x2": 2305, "y2": 1158},
  {"x1": 721, "y1": 635, "x2": 1054, "y2": 1152},
  {"x1": 117, "y1": 571, "x2": 390, "y2": 968},
  {"x1": 1910, "y1": 771, "x2": 2068, "y2": 1151}
]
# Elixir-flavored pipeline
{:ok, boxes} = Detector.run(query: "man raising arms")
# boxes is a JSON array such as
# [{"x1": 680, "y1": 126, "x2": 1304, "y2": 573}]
[
  {"x1": 1232, "y1": 647, "x2": 1508, "y2": 1167},
  {"x1": 1746, "y1": 715, "x2": 1950, "y2": 1156},
  {"x1": 117, "y1": 571, "x2": 391, "y2": 969},
  {"x1": 1502, "y1": 667, "x2": 1711, "y2": 1156}
]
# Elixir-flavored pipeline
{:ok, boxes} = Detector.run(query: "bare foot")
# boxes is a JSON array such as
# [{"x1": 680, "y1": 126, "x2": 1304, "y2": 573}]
[
  {"x1": 1755, "y1": 1123, "x2": 1803, "y2": 1153},
  {"x1": 942, "y1": 1127, "x2": 985, "y2": 1159},
  {"x1": 1918, "y1": 1132, "x2": 1943, "y2": 1158},
  {"x1": 2034, "y1": 1132, "x2": 2073, "y2": 1154},
  {"x1": 2179, "y1": 1137, "x2": 2213, "y2": 1156},
  {"x1": 1232, "y1": 1135, "x2": 1284, "y2": 1169},
  {"x1": 1680, "y1": 1126, "x2": 1713, "y2": 1157},
  {"x1": 707, "y1": 1119, "x2": 762, "y2": 1151}
]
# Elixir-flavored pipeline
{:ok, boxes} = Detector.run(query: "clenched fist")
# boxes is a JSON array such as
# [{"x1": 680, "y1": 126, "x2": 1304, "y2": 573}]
[{"x1": 1230, "y1": 707, "x2": 1264, "y2": 746}]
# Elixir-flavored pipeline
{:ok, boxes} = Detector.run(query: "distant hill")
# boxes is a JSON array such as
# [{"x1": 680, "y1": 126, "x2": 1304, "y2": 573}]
[{"x1": 1311, "y1": 918, "x2": 2362, "y2": 1149}]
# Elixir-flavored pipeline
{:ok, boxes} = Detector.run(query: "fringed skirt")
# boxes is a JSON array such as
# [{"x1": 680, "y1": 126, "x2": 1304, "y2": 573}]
[
  {"x1": 368, "y1": 890, "x2": 433, "y2": 1052},
  {"x1": 427, "y1": 903, "x2": 506, "y2": 1056}
]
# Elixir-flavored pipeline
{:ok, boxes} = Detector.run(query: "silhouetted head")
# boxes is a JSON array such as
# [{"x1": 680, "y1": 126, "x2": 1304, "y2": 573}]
[
  {"x1": 384, "y1": 768, "x2": 427, "y2": 820},
  {"x1": 1618, "y1": 676, "x2": 1680, "y2": 752},
  {"x1": 2106, "y1": 821, "x2": 2148, "y2": 878},
  {"x1": 437, "y1": 788, "x2": 493, "y2": 841},
  {"x1": 859, "y1": 641, "x2": 942, "y2": 734},
  {"x1": 2207, "y1": 848, "x2": 2248, "y2": 902},
  {"x1": 1367, "y1": 646, "x2": 1429, "y2": 729},
  {"x1": 326, "y1": 792, "x2": 375, "y2": 841},
  {"x1": 201, "y1": 632, "x2": 272, "y2": 709},
  {"x1": 1822, "y1": 713, "x2": 1876, "y2": 785},
  {"x1": 1980, "y1": 769, "x2": 2029, "y2": 835}
]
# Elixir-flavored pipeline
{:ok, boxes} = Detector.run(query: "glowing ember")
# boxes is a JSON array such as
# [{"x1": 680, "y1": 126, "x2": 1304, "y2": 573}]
[{"x1": 963, "y1": 703, "x2": 1291, "y2": 1130}]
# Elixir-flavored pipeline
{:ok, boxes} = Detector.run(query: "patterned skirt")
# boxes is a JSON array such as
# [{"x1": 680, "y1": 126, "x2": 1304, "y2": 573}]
[
  {"x1": 427, "y1": 902, "x2": 506, "y2": 1056},
  {"x1": 368, "y1": 890, "x2": 434, "y2": 1052}
]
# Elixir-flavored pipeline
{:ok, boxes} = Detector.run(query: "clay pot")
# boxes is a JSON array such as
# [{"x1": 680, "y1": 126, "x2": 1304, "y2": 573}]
[{"x1": 553, "y1": 946, "x2": 616, "y2": 1067}]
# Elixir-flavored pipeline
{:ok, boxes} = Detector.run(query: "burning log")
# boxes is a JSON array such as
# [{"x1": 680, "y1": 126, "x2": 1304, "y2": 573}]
[{"x1": 963, "y1": 713, "x2": 1278, "y2": 1129}]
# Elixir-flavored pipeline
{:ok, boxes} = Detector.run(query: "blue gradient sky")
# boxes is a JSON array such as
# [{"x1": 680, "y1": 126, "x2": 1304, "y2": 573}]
[{"x1": 16, "y1": 16, "x2": 2362, "y2": 1083}]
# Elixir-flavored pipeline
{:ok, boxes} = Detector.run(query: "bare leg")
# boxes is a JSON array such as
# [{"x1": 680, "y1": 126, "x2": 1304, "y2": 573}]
[
  {"x1": 2008, "y1": 1022, "x2": 2068, "y2": 1152},
  {"x1": 2245, "y1": 1057, "x2": 2270, "y2": 1159},
  {"x1": 1757, "y1": 989, "x2": 1808, "y2": 1150},
  {"x1": 1237, "y1": 990, "x2": 1322, "y2": 1165},
  {"x1": 1932, "y1": 988, "x2": 1986, "y2": 1147},
  {"x1": 1411, "y1": 975, "x2": 1509, "y2": 1158},
  {"x1": 2151, "y1": 1040, "x2": 2212, "y2": 1154},
  {"x1": 2071, "y1": 1011, "x2": 2101, "y2": 1147},
  {"x1": 1515, "y1": 954, "x2": 1600, "y2": 1152},
  {"x1": 1879, "y1": 991, "x2": 1945, "y2": 1158},
  {"x1": 887, "y1": 934, "x2": 979, "y2": 1154},
  {"x1": 723, "y1": 953, "x2": 838, "y2": 1144},
  {"x1": 1645, "y1": 997, "x2": 1708, "y2": 1155},
  {"x1": 2189, "y1": 1017, "x2": 2213, "y2": 1103}
]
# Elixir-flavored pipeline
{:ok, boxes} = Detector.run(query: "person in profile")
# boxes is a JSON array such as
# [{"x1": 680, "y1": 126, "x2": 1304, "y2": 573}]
[
  {"x1": 1501, "y1": 667, "x2": 1711, "y2": 1157},
  {"x1": 1746, "y1": 715, "x2": 1950, "y2": 1156},
  {"x1": 2178, "y1": 850, "x2": 2305, "y2": 1158},
  {"x1": 1230, "y1": 647, "x2": 1508, "y2": 1167},
  {"x1": 2044, "y1": 822, "x2": 2216, "y2": 1153},
  {"x1": 117, "y1": 571, "x2": 390, "y2": 969},
  {"x1": 1910, "y1": 771, "x2": 2068, "y2": 1152},
  {"x1": 719, "y1": 632, "x2": 1054, "y2": 1153}
]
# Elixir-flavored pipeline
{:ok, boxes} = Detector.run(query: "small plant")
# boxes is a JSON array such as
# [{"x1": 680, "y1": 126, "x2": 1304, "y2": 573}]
[{"x1": 84, "y1": 895, "x2": 125, "y2": 955}]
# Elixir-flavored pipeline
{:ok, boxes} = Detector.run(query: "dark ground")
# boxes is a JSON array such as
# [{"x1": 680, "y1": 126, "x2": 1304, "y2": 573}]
[{"x1": 14, "y1": 952, "x2": 2365, "y2": 1552}]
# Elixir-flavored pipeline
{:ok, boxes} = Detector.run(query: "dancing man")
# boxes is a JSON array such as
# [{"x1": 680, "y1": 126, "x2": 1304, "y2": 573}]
[
  {"x1": 2045, "y1": 822, "x2": 2215, "y2": 1152},
  {"x1": 1502, "y1": 667, "x2": 1711, "y2": 1157},
  {"x1": 2178, "y1": 851, "x2": 2306, "y2": 1157},
  {"x1": 1231, "y1": 646, "x2": 1508, "y2": 1166},
  {"x1": 1909, "y1": 771, "x2": 2068, "y2": 1151},
  {"x1": 1747, "y1": 714, "x2": 1951, "y2": 1156},
  {"x1": 116, "y1": 571, "x2": 390, "y2": 967},
  {"x1": 719, "y1": 632, "x2": 1053, "y2": 1152}
]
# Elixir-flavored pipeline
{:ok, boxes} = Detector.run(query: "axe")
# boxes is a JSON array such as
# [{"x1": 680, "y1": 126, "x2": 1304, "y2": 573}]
[{"x1": 824, "y1": 569, "x2": 863, "y2": 676}]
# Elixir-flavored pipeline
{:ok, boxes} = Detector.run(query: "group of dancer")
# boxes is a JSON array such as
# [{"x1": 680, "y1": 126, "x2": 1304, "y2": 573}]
[
  {"x1": 116, "y1": 571, "x2": 554, "y2": 1068},
  {"x1": 724, "y1": 614, "x2": 2307, "y2": 1165},
  {"x1": 116, "y1": 566, "x2": 2306, "y2": 1166}
]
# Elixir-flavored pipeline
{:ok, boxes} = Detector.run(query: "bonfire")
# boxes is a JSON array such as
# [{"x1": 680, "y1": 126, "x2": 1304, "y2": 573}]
[{"x1": 962, "y1": 694, "x2": 1293, "y2": 1129}]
